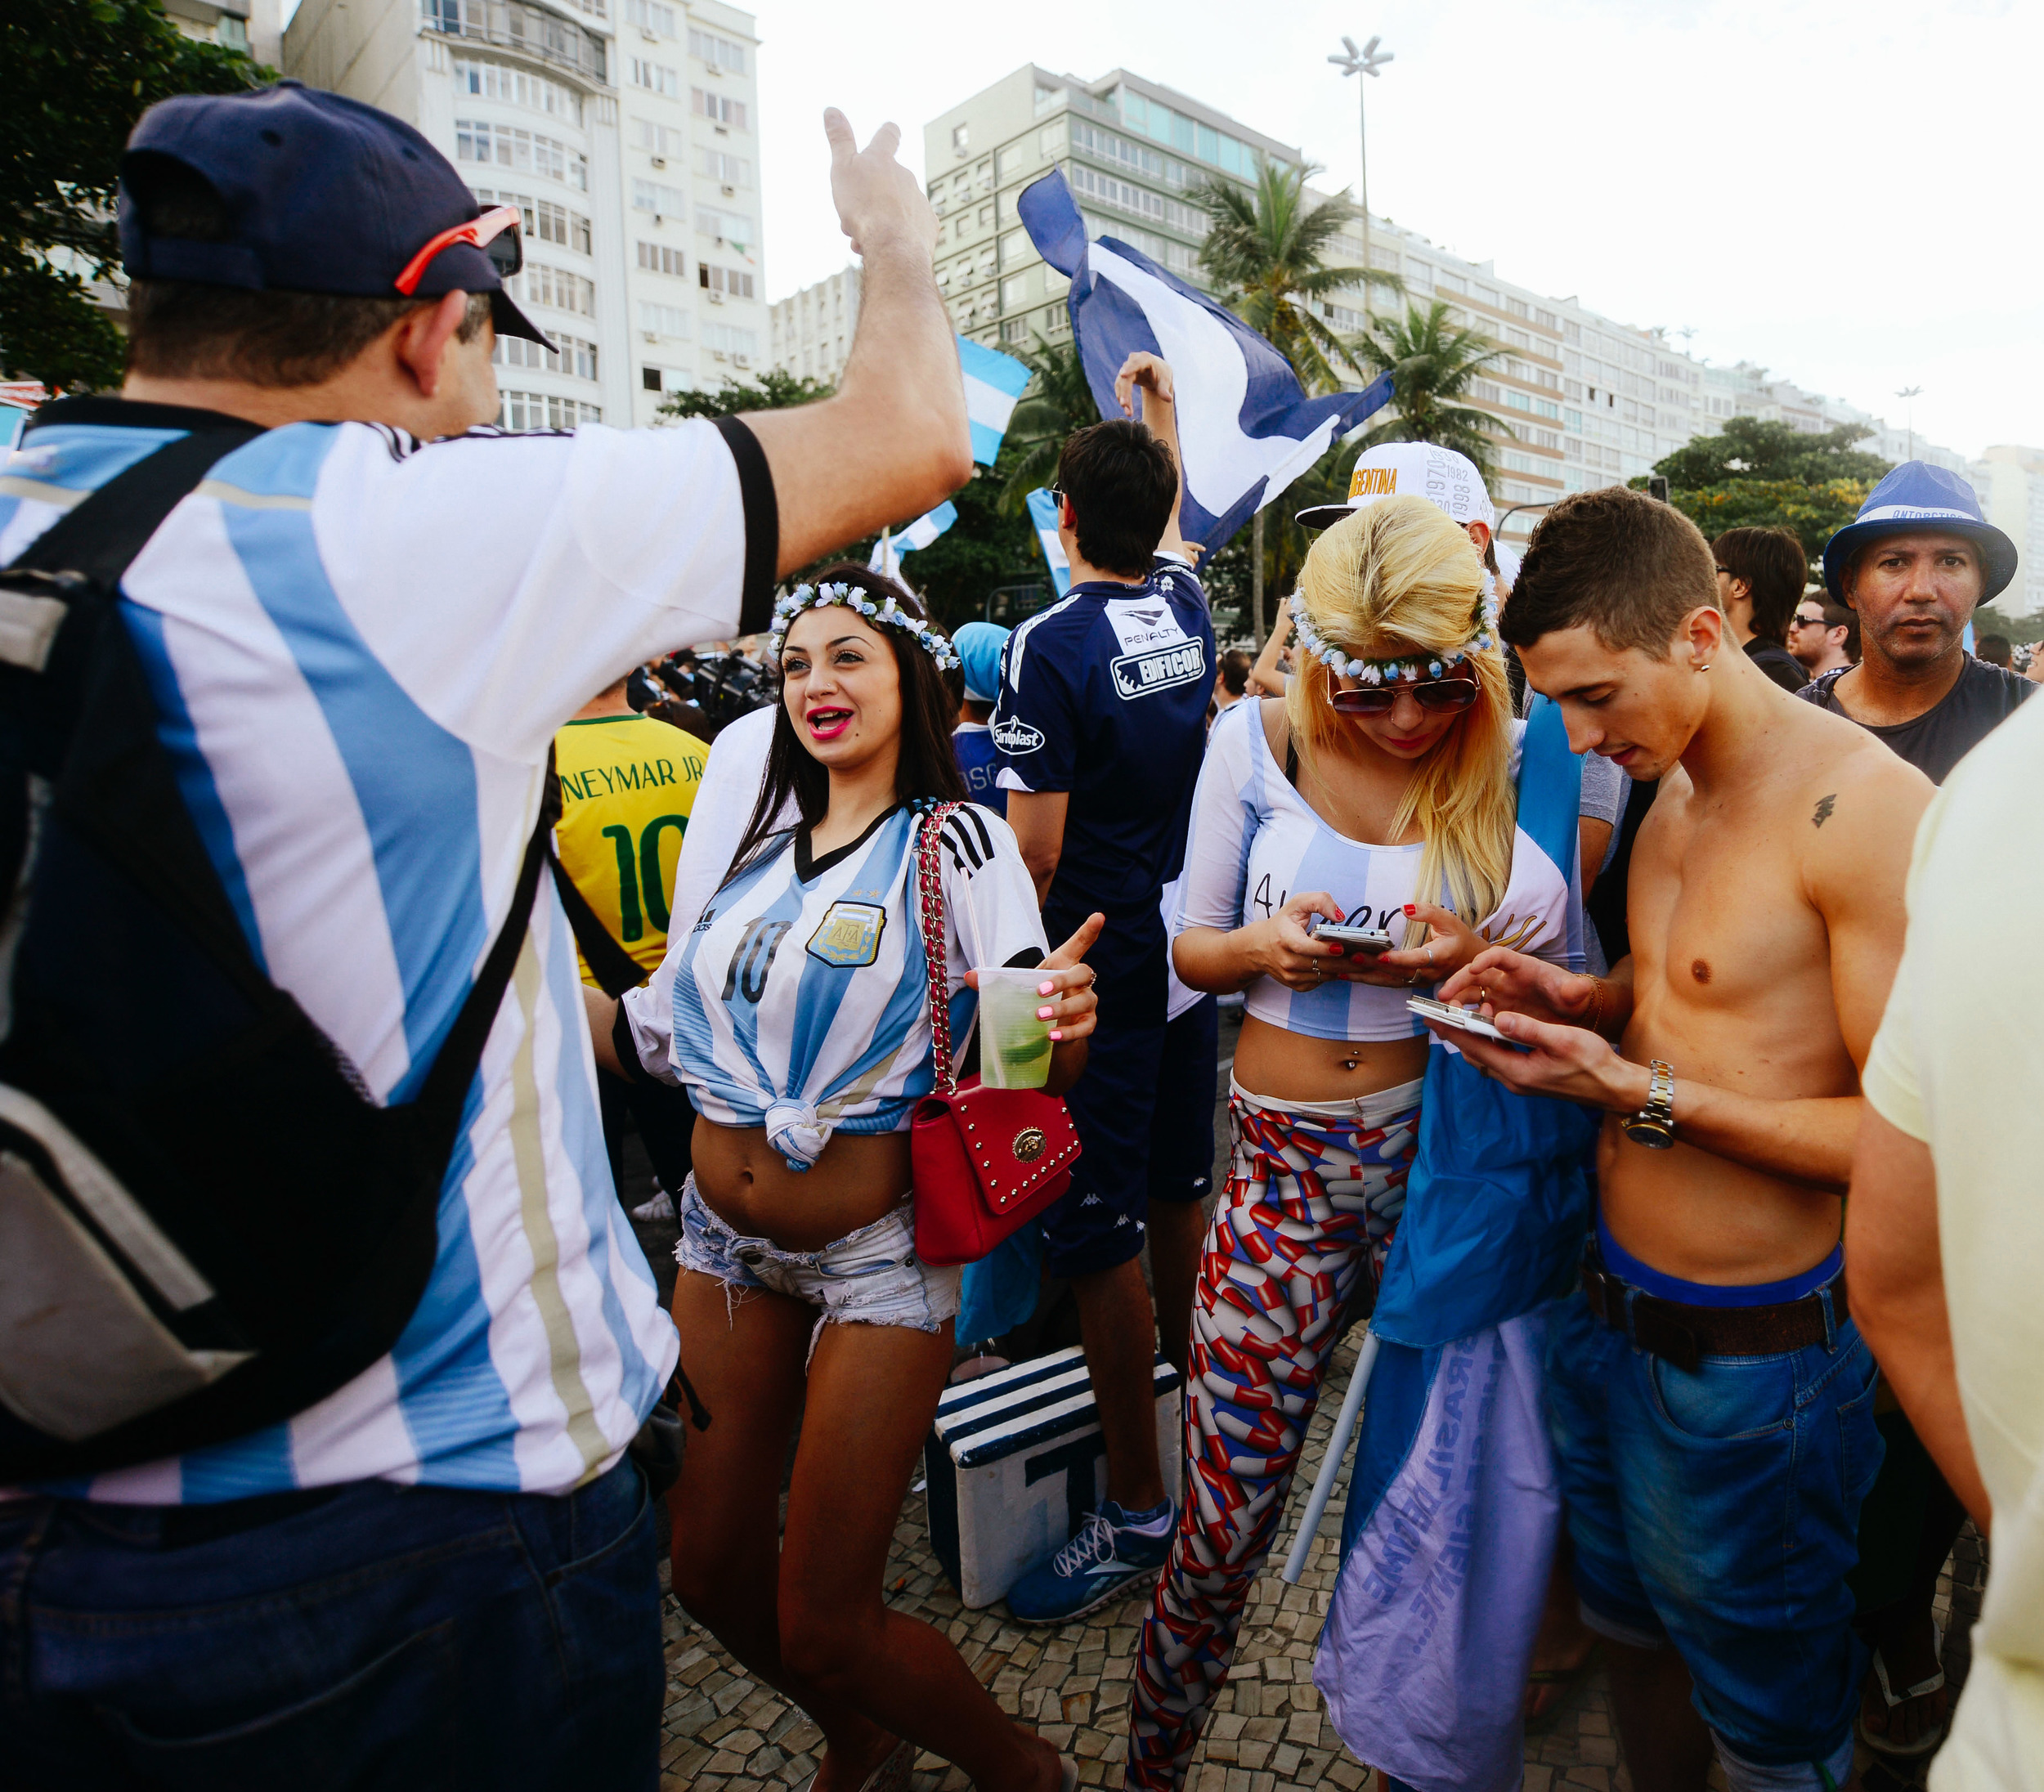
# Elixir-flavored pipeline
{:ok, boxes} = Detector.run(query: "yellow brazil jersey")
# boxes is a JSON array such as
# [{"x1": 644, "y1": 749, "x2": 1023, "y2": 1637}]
[{"x1": 553, "y1": 712, "x2": 709, "y2": 987}]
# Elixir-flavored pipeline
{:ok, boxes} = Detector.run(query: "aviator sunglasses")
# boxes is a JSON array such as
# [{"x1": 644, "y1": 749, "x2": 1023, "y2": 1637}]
[{"x1": 1325, "y1": 673, "x2": 1480, "y2": 717}]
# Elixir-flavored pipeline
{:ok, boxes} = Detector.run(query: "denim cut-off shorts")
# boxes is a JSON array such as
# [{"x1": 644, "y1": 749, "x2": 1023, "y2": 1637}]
[{"x1": 674, "y1": 1175, "x2": 961, "y2": 1359}]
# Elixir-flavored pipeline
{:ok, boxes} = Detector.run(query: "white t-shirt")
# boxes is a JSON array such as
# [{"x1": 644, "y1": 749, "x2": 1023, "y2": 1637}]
[
  {"x1": 1863, "y1": 695, "x2": 2044, "y2": 1792},
  {"x1": 666, "y1": 702, "x2": 781, "y2": 943},
  {"x1": 2, "y1": 401, "x2": 774, "y2": 1502},
  {"x1": 1173, "y1": 698, "x2": 1573, "y2": 1041},
  {"x1": 626, "y1": 804, "x2": 1047, "y2": 1168}
]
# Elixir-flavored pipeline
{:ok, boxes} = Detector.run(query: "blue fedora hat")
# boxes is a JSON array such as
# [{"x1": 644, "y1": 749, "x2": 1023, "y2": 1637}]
[{"x1": 1822, "y1": 461, "x2": 2016, "y2": 601}]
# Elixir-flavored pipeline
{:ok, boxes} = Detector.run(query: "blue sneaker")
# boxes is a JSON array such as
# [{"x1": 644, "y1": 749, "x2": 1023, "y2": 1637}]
[{"x1": 1006, "y1": 1500, "x2": 1176, "y2": 1624}]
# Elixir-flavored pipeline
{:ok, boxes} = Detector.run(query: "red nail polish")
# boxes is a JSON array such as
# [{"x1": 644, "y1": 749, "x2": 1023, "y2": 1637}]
[{"x1": 1403, "y1": 904, "x2": 1416, "y2": 916}]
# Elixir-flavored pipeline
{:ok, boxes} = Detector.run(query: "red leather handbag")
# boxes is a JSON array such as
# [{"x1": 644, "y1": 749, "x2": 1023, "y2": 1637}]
[{"x1": 908, "y1": 804, "x2": 1082, "y2": 1267}]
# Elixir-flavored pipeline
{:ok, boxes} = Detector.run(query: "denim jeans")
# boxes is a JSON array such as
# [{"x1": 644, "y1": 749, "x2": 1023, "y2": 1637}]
[
  {"x1": 1545, "y1": 1283, "x2": 1882, "y2": 1792},
  {"x1": 0, "y1": 1457, "x2": 661, "y2": 1792}
]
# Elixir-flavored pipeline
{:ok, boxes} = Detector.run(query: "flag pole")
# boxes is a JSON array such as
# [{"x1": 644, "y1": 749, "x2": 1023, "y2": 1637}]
[{"x1": 1280, "y1": 1327, "x2": 1379, "y2": 1584}]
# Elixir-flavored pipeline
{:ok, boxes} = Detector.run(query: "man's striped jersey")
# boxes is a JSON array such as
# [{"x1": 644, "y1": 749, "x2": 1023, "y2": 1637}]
[
  {"x1": 625, "y1": 805, "x2": 1045, "y2": 1169},
  {"x1": 3, "y1": 397, "x2": 772, "y2": 1502}
]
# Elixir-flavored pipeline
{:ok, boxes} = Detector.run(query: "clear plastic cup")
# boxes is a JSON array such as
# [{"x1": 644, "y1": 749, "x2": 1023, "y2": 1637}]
[{"x1": 975, "y1": 968, "x2": 1056, "y2": 1090}]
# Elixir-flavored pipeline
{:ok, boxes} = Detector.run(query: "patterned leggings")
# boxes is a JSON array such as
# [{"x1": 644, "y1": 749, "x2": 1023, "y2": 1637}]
[{"x1": 1127, "y1": 1079, "x2": 1422, "y2": 1792}]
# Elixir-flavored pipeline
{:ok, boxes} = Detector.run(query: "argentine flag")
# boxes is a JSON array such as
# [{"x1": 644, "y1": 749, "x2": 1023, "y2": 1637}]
[
  {"x1": 959, "y1": 336, "x2": 1031, "y2": 466},
  {"x1": 868, "y1": 500, "x2": 957, "y2": 583},
  {"x1": 1016, "y1": 169, "x2": 1393, "y2": 553},
  {"x1": 1024, "y1": 488, "x2": 1073, "y2": 598}
]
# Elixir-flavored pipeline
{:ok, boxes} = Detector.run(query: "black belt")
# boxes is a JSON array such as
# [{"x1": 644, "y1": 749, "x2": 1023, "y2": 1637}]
[{"x1": 1581, "y1": 1260, "x2": 1845, "y2": 1373}]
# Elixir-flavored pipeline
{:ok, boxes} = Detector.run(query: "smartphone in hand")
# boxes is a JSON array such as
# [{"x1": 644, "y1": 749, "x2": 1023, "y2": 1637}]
[{"x1": 1308, "y1": 918, "x2": 1395, "y2": 956}]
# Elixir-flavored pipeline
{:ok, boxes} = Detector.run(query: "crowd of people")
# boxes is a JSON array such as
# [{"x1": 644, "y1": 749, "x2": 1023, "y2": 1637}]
[{"x1": 2, "y1": 74, "x2": 2039, "y2": 1792}]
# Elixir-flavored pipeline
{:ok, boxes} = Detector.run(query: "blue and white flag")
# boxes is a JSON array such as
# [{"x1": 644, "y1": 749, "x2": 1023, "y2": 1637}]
[
  {"x1": 959, "y1": 336, "x2": 1031, "y2": 467},
  {"x1": 1024, "y1": 487, "x2": 1073, "y2": 598},
  {"x1": 1016, "y1": 169, "x2": 1393, "y2": 553},
  {"x1": 869, "y1": 500, "x2": 957, "y2": 582}
]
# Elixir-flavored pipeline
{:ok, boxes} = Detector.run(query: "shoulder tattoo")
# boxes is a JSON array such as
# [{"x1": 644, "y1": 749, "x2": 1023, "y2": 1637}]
[{"x1": 1812, "y1": 793, "x2": 1837, "y2": 829}]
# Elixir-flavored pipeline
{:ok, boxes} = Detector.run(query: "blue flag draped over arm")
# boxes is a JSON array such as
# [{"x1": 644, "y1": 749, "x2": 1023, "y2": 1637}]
[{"x1": 1016, "y1": 169, "x2": 1394, "y2": 555}]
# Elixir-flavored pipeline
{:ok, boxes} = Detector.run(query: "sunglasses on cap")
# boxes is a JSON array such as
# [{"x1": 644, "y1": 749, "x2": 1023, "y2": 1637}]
[
  {"x1": 393, "y1": 204, "x2": 522, "y2": 297},
  {"x1": 1326, "y1": 674, "x2": 1480, "y2": 717}
]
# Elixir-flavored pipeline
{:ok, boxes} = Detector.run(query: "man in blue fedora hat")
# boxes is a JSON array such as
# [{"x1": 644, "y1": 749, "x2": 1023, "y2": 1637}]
[{"x1": 1799, "y1": 461, "x2": 2029, "y2": 786}]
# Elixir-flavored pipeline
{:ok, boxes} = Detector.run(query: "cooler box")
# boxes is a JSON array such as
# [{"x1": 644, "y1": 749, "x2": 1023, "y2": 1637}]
[{"x1": 923, "y1": 1346, "x2": 1183, "y2": 1610}]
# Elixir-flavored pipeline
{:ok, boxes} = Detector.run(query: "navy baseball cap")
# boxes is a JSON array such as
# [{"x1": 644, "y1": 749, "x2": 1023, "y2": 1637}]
[
  {"x1": 1822, "y1": 461, "x2": 2016, "y2": 601},
  {"x1": 118, "y1": 78, "x2": 552, "y2": 347}
]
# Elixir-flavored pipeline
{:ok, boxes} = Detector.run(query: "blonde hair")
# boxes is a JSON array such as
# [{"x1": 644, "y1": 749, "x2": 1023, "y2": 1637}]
[{"x1": 1285, "y1": 495, "x2": 1516, "y2": 930}]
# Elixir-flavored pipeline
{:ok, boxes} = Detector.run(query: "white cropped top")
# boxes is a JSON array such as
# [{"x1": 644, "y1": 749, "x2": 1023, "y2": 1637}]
[{"x1": 1172, "y1": 699, "x2": 1576, "y2": 1042}]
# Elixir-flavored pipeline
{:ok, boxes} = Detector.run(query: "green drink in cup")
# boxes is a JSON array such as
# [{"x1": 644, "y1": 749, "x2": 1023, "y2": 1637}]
[{"x1": 975, "y1": 968, "x2": 1055, "y2": 1090}]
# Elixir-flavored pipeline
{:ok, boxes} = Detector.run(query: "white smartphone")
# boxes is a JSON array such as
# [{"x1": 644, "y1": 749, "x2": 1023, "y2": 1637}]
[
  {"x1": 1309, "y1": 920, "x2": 1395, "y2": 955},
  {"x1": 1407, "y1": 994, "x2": 1508, "y2": 1043}
]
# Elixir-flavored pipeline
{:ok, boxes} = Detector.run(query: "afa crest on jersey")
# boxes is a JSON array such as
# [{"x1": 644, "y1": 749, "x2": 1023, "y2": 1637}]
[{"x1": 807, "y1": 900, "x2": 886, "y2": 968}]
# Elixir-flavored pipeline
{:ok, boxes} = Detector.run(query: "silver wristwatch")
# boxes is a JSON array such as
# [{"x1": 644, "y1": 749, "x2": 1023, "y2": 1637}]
[{"x1": 1623, "y1": 1060, "x2": 1676, "y2": 1149}]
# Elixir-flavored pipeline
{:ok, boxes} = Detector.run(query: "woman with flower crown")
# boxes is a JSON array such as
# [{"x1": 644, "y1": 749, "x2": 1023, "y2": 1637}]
[
  {"x1": 1127, "y1": 496, "x2": 1590, "y2": 1790},
  {"x1": 586, "y1": 565, "x2": 1099, "y2": 1792}
]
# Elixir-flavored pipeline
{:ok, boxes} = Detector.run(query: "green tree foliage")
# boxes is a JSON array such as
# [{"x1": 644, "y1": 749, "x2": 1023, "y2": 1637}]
[
  {"x1": 1651, "y1": 415, "x2": 1890, "y2": 490},
  {"x1": 1347, "y1": 300, "x2": 1512, "y2": 482},
  {"x1": 869, "y1": 465, "x2": 1040, "y2": 633},
  {"x1": 1191, "y1": 162, "x2": 1396, "y2": 396},
  {"x1": 994, "y1": 332, "x2": 1096, "y2": 514},
  {"x1": 657, "y1": 366, "x2": 834, "y2": 419},
  {"x1": 1, "y1": 0, "x2": 267, "y2": 391},
  {"x1": 1639, "y1": 417, "x2": 1892, "y2": 563}
]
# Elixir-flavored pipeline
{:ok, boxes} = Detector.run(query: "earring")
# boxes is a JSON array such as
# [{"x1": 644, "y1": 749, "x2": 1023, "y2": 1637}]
[{"x1": 1697, "y1": 662, "x2": 1712, "y2": 673}]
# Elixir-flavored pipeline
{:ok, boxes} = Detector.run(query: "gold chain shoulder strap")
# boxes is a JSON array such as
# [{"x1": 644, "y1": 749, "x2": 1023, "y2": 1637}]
[{"x1": 914, "y1": 802, "x2": 961, "y2": 1098}]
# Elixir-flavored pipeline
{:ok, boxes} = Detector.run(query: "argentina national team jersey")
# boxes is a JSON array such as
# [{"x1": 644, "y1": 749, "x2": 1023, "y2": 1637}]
[
  {"x1": 2, "y1": 397, "x2": 773, "y2": 1502},
  {"x1": 991, "y1": 560, "x2": 1214, "y2": 948},
  {"x1": 651, "y1": 805, "x2": 1046, "y2": 1169}
]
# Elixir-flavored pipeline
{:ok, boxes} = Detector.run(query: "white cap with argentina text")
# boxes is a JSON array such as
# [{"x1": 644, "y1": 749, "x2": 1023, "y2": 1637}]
[{"x1": 1296, "y1": 441, "x2": 1496, "y2": 532}]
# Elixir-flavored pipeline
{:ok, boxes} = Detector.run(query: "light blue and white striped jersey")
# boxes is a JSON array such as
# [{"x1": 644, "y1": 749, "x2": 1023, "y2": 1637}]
[
  {"x1": 4, "y1": 397, "x2": 774, "y2": 1503},
  {"x1": 626, "y1": 805, "x2": 1044, "y2": 1169},
  {"x1": 1175, "y1": 700, "x2": 1575, "y2": 1042}
]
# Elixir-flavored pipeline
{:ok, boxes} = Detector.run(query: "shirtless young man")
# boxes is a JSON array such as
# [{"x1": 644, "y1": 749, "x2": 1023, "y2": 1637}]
[{"x1": 1425, "y1": 486, "x2": 1932, "y2": 1792}]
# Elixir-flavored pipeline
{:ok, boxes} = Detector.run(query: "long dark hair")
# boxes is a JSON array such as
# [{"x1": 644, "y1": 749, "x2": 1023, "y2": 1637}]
[{"x1": 724, "y1": 565, "x2": 968, "y2": 885}]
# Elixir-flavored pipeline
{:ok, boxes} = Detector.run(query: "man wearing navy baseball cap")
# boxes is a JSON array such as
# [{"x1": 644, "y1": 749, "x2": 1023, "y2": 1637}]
[
  {"x1": 1798, "y1": 460, "x2": 2030, "y2": 786},
  {"x1": 0, "y1": 77, "x2": 970, "y2": 1789}
]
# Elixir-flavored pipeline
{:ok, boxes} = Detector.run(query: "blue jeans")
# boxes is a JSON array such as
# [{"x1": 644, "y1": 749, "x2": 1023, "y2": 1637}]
[
  {"x1": 1545, "y1": 1284, "x2": 1882, "y2": 1792},
  {"x1": 0, "y1": 1457, "x2": 661, "y2": 1791}
]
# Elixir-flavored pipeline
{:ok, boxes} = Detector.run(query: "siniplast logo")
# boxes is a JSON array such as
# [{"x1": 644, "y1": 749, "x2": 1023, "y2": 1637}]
[{"x1": 993, "y1": 715, "x2": 1045, "y2": 755}]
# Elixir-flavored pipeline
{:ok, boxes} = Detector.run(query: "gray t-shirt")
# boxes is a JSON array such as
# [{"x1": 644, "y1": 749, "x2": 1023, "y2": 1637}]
[{"x1": 1798, "y1": 658, "x2": 2033, "y2": 786}]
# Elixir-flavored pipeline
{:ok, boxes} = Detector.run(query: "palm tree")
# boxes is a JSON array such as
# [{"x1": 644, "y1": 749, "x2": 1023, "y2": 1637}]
[
  {"x1": 995, "y1": 332, "x2": 1099, "y2": 515},
  {"x1": 1190, "y1": 161, "x2": 1397, "y2": 396},
  {"x1": 1191, "y1": 160, "x2": 1400, "y2": 641},
  {"x1": 1347, "y1": 300, "x2": 1513, "y2": 482}
]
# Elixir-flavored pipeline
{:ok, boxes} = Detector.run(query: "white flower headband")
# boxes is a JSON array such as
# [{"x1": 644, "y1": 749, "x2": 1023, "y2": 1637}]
[
  {"x1": 769, "y1": 580, "x2": 961, "y2": 672},
  {"x1": 1288, "y1": 572, "x2": 1501, "y2": 686}
]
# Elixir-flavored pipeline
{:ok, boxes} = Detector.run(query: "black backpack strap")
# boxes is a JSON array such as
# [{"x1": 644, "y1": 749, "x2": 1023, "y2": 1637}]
[
  {"x1": 5, "y1": 424, "x2": 265, "y2": 583},
  {"x1": 548, "y1": 844, "x2": 651, "y2": 999}
]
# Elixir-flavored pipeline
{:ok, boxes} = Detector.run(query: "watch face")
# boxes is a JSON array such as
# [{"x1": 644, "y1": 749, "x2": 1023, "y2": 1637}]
[{"x1": 1624, "y1": 1118, "x2": 1675, "y2": 1149}]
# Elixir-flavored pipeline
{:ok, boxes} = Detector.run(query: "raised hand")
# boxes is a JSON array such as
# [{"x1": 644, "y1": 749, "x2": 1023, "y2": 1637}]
[
  {"x1": 823, "y1": 108, "x2": 936, "y2": 260},
  {"x1": 1114, "y1": 351, "x2": 1176, "y2": 418}
]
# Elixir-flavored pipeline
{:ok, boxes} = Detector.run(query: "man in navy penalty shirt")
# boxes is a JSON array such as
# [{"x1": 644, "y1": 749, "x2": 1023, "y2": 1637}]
[{"x1": 995, "y1": 355, "x2": 1215, "y2": 1623}]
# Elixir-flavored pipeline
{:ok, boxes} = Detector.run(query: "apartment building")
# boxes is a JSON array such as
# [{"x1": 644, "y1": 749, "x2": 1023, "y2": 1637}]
[
  {"x1": 922, "y1": 65, "x2": 1300, "y2": 356},
  {"x1": 283, "y1": 0, "x2": 767, "y2": 428},
  {"x1": 768, "y1": 265, "x2": 860, "y2": 386},
  {"x1": 1969, "y1": 445, "x2": 2044, "y2": 616},
  {"x1": 1699, "y1": 362, "x2": 1969, "y2": 477},
  {"x1": 921, "y1": 65, "x2": 1978, "y2": 551},
  {"x1": 160, "y1": 0, "x2": 260, "y2": 56}
]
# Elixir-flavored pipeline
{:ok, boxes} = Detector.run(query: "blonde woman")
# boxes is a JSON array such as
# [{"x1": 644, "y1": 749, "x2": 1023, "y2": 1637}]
[{"x1": 1127, "y1": 498, "x2": 1580, "y2": 1790}]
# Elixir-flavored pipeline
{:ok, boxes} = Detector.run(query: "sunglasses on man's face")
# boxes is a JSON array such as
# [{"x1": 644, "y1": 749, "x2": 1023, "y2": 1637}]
[
  {"x1": 1791, "y1": 613, "x2": 1828, "y2": 629},
  {"x1": 1327, "y1": 674, "x2": 1479, "y2": 717},
  {"x1": 393, "y1": 204, "x2": 523, "y2": 297}
]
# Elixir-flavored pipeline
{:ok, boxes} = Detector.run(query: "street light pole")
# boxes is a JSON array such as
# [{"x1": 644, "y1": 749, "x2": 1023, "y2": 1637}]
[
  {"x1": 1896, "y1": 385, "x2": 1923, "y2": 461},
  {"x1": 1329, "y1": 34, "x2": 1392, "y2": 322}
]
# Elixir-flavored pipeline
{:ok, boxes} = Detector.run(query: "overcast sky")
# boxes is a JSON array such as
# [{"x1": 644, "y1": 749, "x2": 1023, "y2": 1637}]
[{"x1": 751, "y1": 0, "x2": 2040, "y2": 461}]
